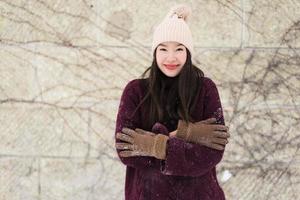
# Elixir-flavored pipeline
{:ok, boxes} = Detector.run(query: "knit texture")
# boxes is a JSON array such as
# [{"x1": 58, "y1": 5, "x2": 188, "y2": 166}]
[
  {"x1": 151, "y1": 4, "x2": 194, "y2": 57},
  {"x1": 115, "y1": 77, "x2": 226, "y2": 200}
]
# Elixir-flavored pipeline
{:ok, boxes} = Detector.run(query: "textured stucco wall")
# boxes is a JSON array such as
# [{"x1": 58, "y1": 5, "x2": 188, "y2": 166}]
[{"x1": 0, "y1": 0, "x2": 299, "y2": 199}]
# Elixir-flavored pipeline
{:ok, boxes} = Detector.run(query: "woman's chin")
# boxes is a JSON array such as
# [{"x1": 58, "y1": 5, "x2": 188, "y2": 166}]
[
  {"x1": 163, "y1": 73, "x2": 178, "y2": 77},
  {"x1": 162, "y1": 70, "x2": 180, "y2": 77}
]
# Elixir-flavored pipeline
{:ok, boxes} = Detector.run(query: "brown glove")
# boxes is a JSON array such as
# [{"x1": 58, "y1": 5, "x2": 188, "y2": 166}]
[
  {"x1": 115, "y1": 127, "x2": 169, "y2": 160},
  {"x1": 176, "y1": 118, "x2": 230, "y2": 150}
]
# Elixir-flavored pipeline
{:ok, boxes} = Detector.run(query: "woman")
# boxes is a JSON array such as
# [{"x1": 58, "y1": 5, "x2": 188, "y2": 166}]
[{"x1": 115, "y1": 4, "x2": 230, "y2": 200}]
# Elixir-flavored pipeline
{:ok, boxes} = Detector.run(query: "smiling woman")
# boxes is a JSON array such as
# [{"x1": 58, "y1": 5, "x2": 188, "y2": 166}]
[
  {"x1": 156, "y1": 42, "x2": 187, "y2": 77},
  {"x1": 115, "y1": 4, "x2": 230, "y2": 200}
]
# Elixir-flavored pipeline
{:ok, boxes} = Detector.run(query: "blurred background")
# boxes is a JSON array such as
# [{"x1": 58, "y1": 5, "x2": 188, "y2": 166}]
[{"x1": 0, "y1": 0, "x2": 299, "y2": 199}]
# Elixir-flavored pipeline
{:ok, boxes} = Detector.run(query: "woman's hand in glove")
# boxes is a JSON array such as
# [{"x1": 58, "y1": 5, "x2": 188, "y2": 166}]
[
  {"x1": 115, "y1": 128, "x2": 169, "y2": 160},
  {"x1": 175, "y1": 118, "x2": 230, "y2": 150}
]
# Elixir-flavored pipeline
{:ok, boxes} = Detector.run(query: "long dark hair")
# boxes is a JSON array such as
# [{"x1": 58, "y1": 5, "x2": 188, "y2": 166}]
[{"x1": 134, "y1": 48, "x2": 204, "y2": 129}]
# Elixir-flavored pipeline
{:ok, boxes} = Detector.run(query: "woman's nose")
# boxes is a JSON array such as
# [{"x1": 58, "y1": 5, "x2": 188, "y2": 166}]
[{"x1": 166, "y1": 53, "x2": 177, "y2": 62}]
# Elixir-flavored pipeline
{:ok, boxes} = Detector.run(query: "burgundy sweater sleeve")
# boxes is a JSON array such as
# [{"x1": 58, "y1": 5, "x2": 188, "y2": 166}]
[
  {"x1": 161, "y1": 78, "x2": 225, "y2": 177},
  {"x1": 115, "y1": 79, "x2": 159, "y2": 170}
]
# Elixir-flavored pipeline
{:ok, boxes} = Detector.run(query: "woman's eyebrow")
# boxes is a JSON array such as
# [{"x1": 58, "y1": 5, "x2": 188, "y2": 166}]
[{"x1": 159, "y1": 44, "x2": 184, "y2": 47}]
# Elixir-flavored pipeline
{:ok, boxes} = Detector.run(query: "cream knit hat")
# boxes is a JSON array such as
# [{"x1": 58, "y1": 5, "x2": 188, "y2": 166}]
[{"x1": 151, "y1": 4, "x2": 194, "y2": 57}]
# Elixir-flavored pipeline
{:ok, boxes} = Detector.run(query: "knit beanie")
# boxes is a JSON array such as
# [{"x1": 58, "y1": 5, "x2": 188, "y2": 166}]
[{"x1": 151, "y1": 4, "x2": 194, "y2": 57}]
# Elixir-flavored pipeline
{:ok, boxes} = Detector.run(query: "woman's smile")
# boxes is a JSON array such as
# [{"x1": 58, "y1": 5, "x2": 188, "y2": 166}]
[{"x1": 164, "y1": 64, "x2": 179, "y2": 70}]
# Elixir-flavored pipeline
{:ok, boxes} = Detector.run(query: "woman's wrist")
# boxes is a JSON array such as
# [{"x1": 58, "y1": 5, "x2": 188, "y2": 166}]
[{"x1": 176, "y1": 120, "x2": 189, "y2": 140}]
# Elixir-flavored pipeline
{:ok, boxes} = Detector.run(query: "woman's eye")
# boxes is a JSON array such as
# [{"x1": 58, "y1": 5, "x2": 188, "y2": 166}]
[
  {"x1": 176, "y1": 48, "x2": 183, "y2": 51},
  {"x1": 159, "y1": 48, "x2": 167, "y2": 51}
]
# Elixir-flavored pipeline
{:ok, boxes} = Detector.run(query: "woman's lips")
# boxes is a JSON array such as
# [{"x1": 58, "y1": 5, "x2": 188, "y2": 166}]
[{"x1": 164, "y1": 64, "x2": 178, "y2": 70}]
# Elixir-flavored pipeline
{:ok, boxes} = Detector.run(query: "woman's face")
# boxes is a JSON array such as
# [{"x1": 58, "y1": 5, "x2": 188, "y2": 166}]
[{"x1": 156, "y1": 41, "x2": 187, "y2": 77}]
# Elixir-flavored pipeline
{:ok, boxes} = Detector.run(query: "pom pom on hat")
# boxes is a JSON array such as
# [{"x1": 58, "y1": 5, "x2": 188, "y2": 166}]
[
  {"x1": 166, "y1": 4, "x2": 192, "y2": 22},
  {"x1": 151, "y1": 4, "x2": 194, "y2": 57}
]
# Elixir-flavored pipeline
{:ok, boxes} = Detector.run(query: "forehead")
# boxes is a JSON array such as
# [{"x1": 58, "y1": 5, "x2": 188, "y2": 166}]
[{"x1": 158, "y1": 42, "x2": 184, "y2": 47}]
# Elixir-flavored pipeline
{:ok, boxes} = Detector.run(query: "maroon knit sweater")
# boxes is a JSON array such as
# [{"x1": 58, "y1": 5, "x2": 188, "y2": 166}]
[{"x1": 115, "y1": 77, "x2": 226, "y2": 200}]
